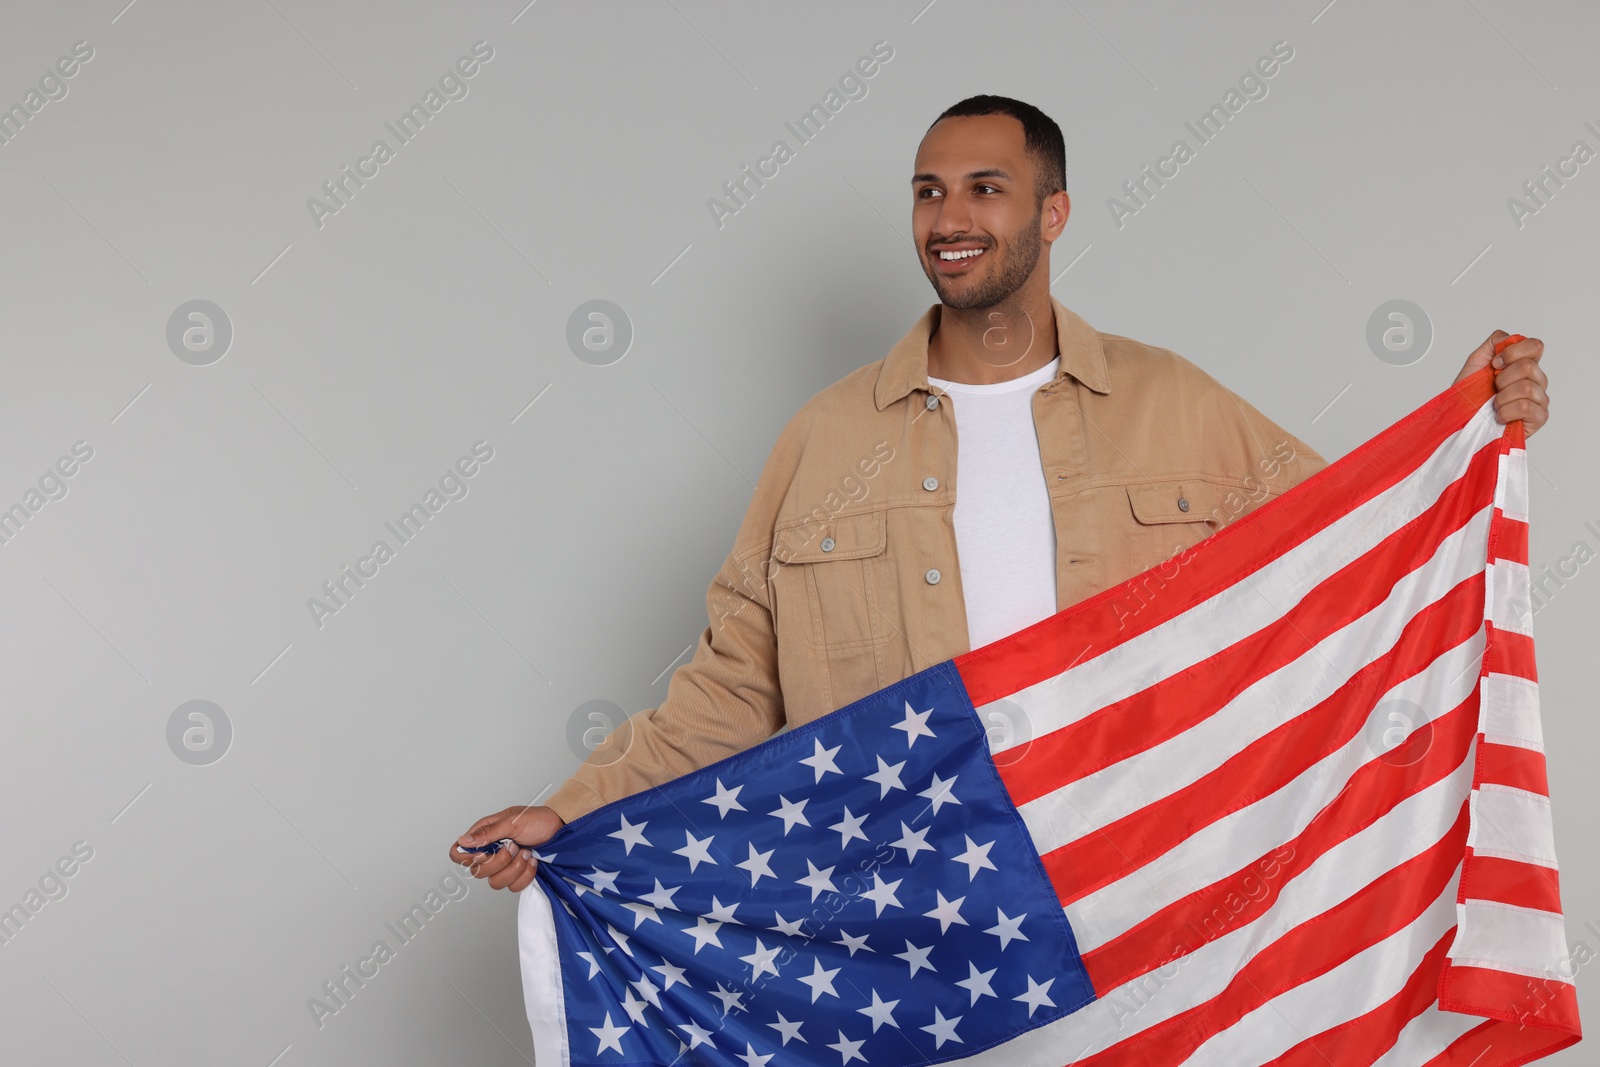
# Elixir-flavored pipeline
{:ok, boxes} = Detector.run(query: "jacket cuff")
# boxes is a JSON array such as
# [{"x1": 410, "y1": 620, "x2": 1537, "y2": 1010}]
[{"x1": 545, "y1": 777, "x2": 606, "y2": 825}]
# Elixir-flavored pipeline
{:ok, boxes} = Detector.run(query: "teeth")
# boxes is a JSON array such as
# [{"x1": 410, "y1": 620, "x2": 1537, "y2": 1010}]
[{"x1": 938, "y1": 248, "x2": 984, "y2": 260}]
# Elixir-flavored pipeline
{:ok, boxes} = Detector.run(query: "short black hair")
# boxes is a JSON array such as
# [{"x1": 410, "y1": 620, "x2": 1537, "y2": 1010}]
[{"x1": 928, "y1": 95, "x2": 1066, "y2": 207}]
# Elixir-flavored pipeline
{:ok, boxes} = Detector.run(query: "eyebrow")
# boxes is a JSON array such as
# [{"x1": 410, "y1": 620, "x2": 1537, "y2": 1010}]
[{"x1": 910, "y1": 167, "x2": 1013, "y2": 185}]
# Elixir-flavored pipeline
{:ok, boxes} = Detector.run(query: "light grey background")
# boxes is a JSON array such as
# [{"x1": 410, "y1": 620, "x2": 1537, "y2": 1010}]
[{"x1": 2, "y1": 1, "x2": 1594, "y2": 1064}]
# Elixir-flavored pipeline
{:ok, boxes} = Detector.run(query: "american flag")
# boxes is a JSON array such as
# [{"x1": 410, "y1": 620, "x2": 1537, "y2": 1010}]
[{"x1": 517, "y1": 358, "x2": 1580, "y2": 1066}]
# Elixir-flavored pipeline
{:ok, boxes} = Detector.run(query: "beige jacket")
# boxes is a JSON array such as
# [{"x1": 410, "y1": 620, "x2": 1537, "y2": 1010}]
[{"x1": 545, "y1": 296, "x2": 1328, "y2": 823}]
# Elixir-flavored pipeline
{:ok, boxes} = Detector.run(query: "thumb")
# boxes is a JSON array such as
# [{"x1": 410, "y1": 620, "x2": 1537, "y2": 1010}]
[
  {"x1": 1454, "y1": 332, "x2": 1522, "y2": 385},
  {"x1": 458, "y1": 814, "x2": 509, "y2": 846}
]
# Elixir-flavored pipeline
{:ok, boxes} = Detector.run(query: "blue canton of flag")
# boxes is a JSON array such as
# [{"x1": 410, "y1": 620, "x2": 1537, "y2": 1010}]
[{"x1": 517, "y1": 660, "x2": 1096, "y2": 1066}]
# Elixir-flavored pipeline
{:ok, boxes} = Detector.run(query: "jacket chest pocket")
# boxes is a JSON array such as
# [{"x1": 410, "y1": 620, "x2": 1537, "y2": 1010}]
[
  {"x1": 772, "y1": 509, "x2": 887, "y2": 653},
  {"x1": 1122, "y1": 477, "x2": 1247, "y2": 564}
]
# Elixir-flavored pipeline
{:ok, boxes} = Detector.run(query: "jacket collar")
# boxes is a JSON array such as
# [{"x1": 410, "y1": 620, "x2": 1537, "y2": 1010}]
[{"x1": 873, "y1": 294, "x2": 1111, "y2": 411}]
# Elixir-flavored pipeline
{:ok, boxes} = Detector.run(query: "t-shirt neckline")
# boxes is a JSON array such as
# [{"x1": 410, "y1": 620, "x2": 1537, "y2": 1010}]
[{"x1": 928, "y1": 355, "x2": 1061, "y2": 396}]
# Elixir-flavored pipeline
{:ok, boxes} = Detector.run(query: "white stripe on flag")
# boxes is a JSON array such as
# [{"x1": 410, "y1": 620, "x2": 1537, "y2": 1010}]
[
  {"x1": 1468, "y1": 784, "x2": 1559, "y2": 867},
  {"x1": 1452, "y1": 898, "x2": 1575, "y2": 983},
  {"x1": 1371, "y1": 1005, "x2": 1482, "y2": 1067},
  {"x1": 1481, "y1": 672, "x2": 1543, "y2": 752},
  {"x1": 1495, "y1": 447, "x2": 1529, "y2": 521},
  {"x1": 517, "y1": 875, "x2": 571, "y2": 1067},
  {"x1": 1489, "y1": 559, "x2": 1535, "y2": 635}
]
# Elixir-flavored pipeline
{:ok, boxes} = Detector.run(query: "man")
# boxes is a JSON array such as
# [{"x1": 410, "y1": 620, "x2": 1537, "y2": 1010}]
[{"x1": 450, "y1": 95, "x2": 1549, "y2": 893}]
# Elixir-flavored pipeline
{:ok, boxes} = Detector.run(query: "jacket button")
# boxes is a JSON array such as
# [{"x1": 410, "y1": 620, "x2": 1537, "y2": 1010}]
[
  {"x1": 922, "y1": 476, "x2": 939, "y2": 491},
  {"x1": 820, "y1": 537, "x2": 836, "y2": 552},
  {"x1": 1178, "y1": 497, "x2": 1190, "y2": 512},
  {"x1": 925, "y1": 394, "x2": 940, "y2": 410},
  {"x1": 925, "y1": 568, "x2": 941, "y2": 585}
]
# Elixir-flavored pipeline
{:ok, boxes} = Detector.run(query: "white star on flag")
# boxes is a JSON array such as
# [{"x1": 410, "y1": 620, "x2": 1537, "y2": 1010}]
[
  {"x1": 639, "y1": 878, "x2": 680, "y2": 911},
  {"x1": 738, "y1": 1042, "x2": 774, "y2": 1067},
  {"x1": 890, "y1": 820, "x2": 936, "y2": 863},
  {"x1": 828, "y1": 806, "x2": 869, "y2": 847},
  {"x1": 737, "y1": 843, "x2": 777, "y2": 886},
  {"x1": 857, "y1": 989, "x2": 900, "y2": 1032},
  {"x1": 679, "y1": 914, "x2": 723, "y2": 953},
  {"x1": 894, "y1": 939, "x2": 936, "y2": 977},
  {"x1": 701, "y1": 778, "x2": 745, "y2": 817},
  {"x1": 588, "y1": 1012, "x2": 628, "y2": 1055},
  {"x1": 711, "y1": 983, "x2": 745, "y2": 1015},
  {"x1": 606, "y1": 813, "x2": 651, "y2": 854},
  {"x1": 955, "y1": 962, "x2": 998, "y2": 1005},
  {"x1": 799, "y1": 738, "x2": 844, "y2": 782},
  {"x1": 892, "y1": 700, "x2": 937, "y2": 746},
  {"x1": 798, "y1": 957, "x2": 842, "y2": 1002},
  {"x1": 827, "y1": 1030, "x2": 867, "y2": 1065},
  {"x1": 1013, "y1": 975, "x2": 1056, "y2": 1017},
  {"x1": 918, "y1": 772, "x2": 961, "y2": 814},
  {"x1": 921, "y1": 1006, "x2": 963, "y2": 1048},
  {"x1": 797, "y1": 859, "x2": 839, "y2": 902},
  {"x1": 864, "y1": 754, "x2": 907, "y2": 797},
  {"x1": 651, "y1": 960, "x2": 687, "y2": 991},
  {"x1": 767, "y1": 794, "x2": 810, "y2": 834},
  {"x1": 767, "y1": 1012, "x2": 805, "y2": 1045},
  {"x1": 676, "y1": 1019, "x2": 714, "y2": 1048},
  {"x1": 740, "y1": 938, "x2": 782, "y2": 980},
  {"x1": 984, "y1": 907, "x2": 1029, "y2": 950},
  {"x1": 860, "y1": 872, "x2": 903, "y2": 916},
  {"x1": 832, "y1": 929, "x2": 873, "y2": 956},
  {"x1": 672, "y1": 830, "x2": 717, "y2": 872},
  {"x1": 923, "y1": 890, "x2": 968, "y2": 934},
  {"x1": 951, "y1": 835, "x2": 997, "y2": 880}
]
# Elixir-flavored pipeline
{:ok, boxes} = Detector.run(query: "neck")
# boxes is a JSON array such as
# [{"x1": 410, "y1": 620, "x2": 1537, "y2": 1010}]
[{"x1": 926, "y1": 283, "x2": 1059, "y2": 385}]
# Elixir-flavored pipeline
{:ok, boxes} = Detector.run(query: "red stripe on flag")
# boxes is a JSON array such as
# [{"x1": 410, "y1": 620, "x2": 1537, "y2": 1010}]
[
  {"x1": 1459, "y1": 851, "x2": 1563, "y2": 917},
  {"x1": 1260, "y1": 928, "x2": 1455, "y2": 1067},
  {"x1": 1420, "y1": 1017, "x2": 1579, "y2": 1066},
  {"x1": 997, "y1": 446, "x2": 1498, "y2": 807},
  {"x1": 956, "y1": 369, "x2": 1498, "y2": 707},
  {"x1": 1485, "y1": 629, "x2": 1538, "y2": 683},
  {"x1": 1077, "y1": 801, "x2": 1471, "y2": 1067},
  {"x1": 1439, "y1": 963, "x2": 1582, "y2": 1038},
  {"x1": 1040, "y1": 577, "x2": 1485, "y2": 906},
  {"x1": 1082, "y1": 699, "x2": 1477, "y2": 994},
  {"x1": 1476, "y1": 741, "x2": 1549, "y2": 796},
  {"x1": 1494, "y1": 513, "x2": 1529, "y2": 565}
]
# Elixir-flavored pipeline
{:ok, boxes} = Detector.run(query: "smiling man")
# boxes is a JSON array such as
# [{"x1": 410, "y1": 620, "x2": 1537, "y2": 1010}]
[{"x1": 452, "y1": 94, "x2": 1550, "y2": 891}]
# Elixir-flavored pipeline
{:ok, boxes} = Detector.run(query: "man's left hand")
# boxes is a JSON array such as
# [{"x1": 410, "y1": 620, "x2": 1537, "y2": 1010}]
[{"x1": 1453, "y1": 331, "x2": 1549, "y2": 438}]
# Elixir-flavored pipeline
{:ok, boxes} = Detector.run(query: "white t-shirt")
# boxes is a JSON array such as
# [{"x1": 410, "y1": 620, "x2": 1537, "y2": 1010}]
[{"x1": 926, "y1": 357, "x2": 1060, "y2": 650}]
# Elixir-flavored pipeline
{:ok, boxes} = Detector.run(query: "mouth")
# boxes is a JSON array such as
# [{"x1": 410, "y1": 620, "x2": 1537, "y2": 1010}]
[{"x1": 931, "y1": 245, "x2": 987, "y2": 275}]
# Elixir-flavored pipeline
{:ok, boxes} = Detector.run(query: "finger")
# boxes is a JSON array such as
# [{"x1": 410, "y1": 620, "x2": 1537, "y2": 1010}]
[
  {"x1": 1494, "y1": 378, "x2": 1549, "y2": 409},
  {"x1": 467, "y1": 849, "x2": 516, "y2": 880},
  {"x1": 1494, "y1": 335, "x2": 1542, "y2": 369},
  {"x1": 1495, "y1": 396, "x2": 1547, "y2": 426},
  {"x1": 459, "y1": 812, "x2": 514, "y2": 847},
  {"x1": 488, "y1": 852, "x2": 536, "y2": 891},
  {"x1": 510, "y1": 857, "x2": 539, "y2": 892},
  {"x1": 1493, "y1": 358, "x2": 1547, "y2": 390}
]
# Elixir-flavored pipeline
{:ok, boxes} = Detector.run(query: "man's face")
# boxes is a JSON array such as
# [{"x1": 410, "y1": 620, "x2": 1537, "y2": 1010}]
[{"x1": 911, "y1": 114, "x2": 1059, "y2": 310}]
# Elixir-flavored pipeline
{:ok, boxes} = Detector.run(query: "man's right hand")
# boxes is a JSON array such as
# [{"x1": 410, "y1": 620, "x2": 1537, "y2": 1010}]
[{"x1": 448, "y1": 804, "x2": 565, "y2": 892}]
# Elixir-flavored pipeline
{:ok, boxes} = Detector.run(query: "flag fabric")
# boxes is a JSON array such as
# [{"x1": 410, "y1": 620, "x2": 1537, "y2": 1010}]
[{"x1": 517, "y1": 361, "x2": 1580, "y2": 1066}]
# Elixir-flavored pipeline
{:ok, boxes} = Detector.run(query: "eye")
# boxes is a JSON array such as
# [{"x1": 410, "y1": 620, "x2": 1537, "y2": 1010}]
[
  {"x1": 917, "y1": 187, "x2": 942, "y2": 199},
  {"x1": 975, "y1": 183, "x2": 1000, "y2": 194}
]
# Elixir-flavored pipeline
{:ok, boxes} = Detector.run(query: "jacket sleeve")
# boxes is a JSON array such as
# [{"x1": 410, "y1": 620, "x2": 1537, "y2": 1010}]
[
  {"x1": 543, "y1": 423, "x2": 801, "y2": 825},
  {"x1": 1205, "y1": 369, "x2": 1331, "y2": 507}
]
